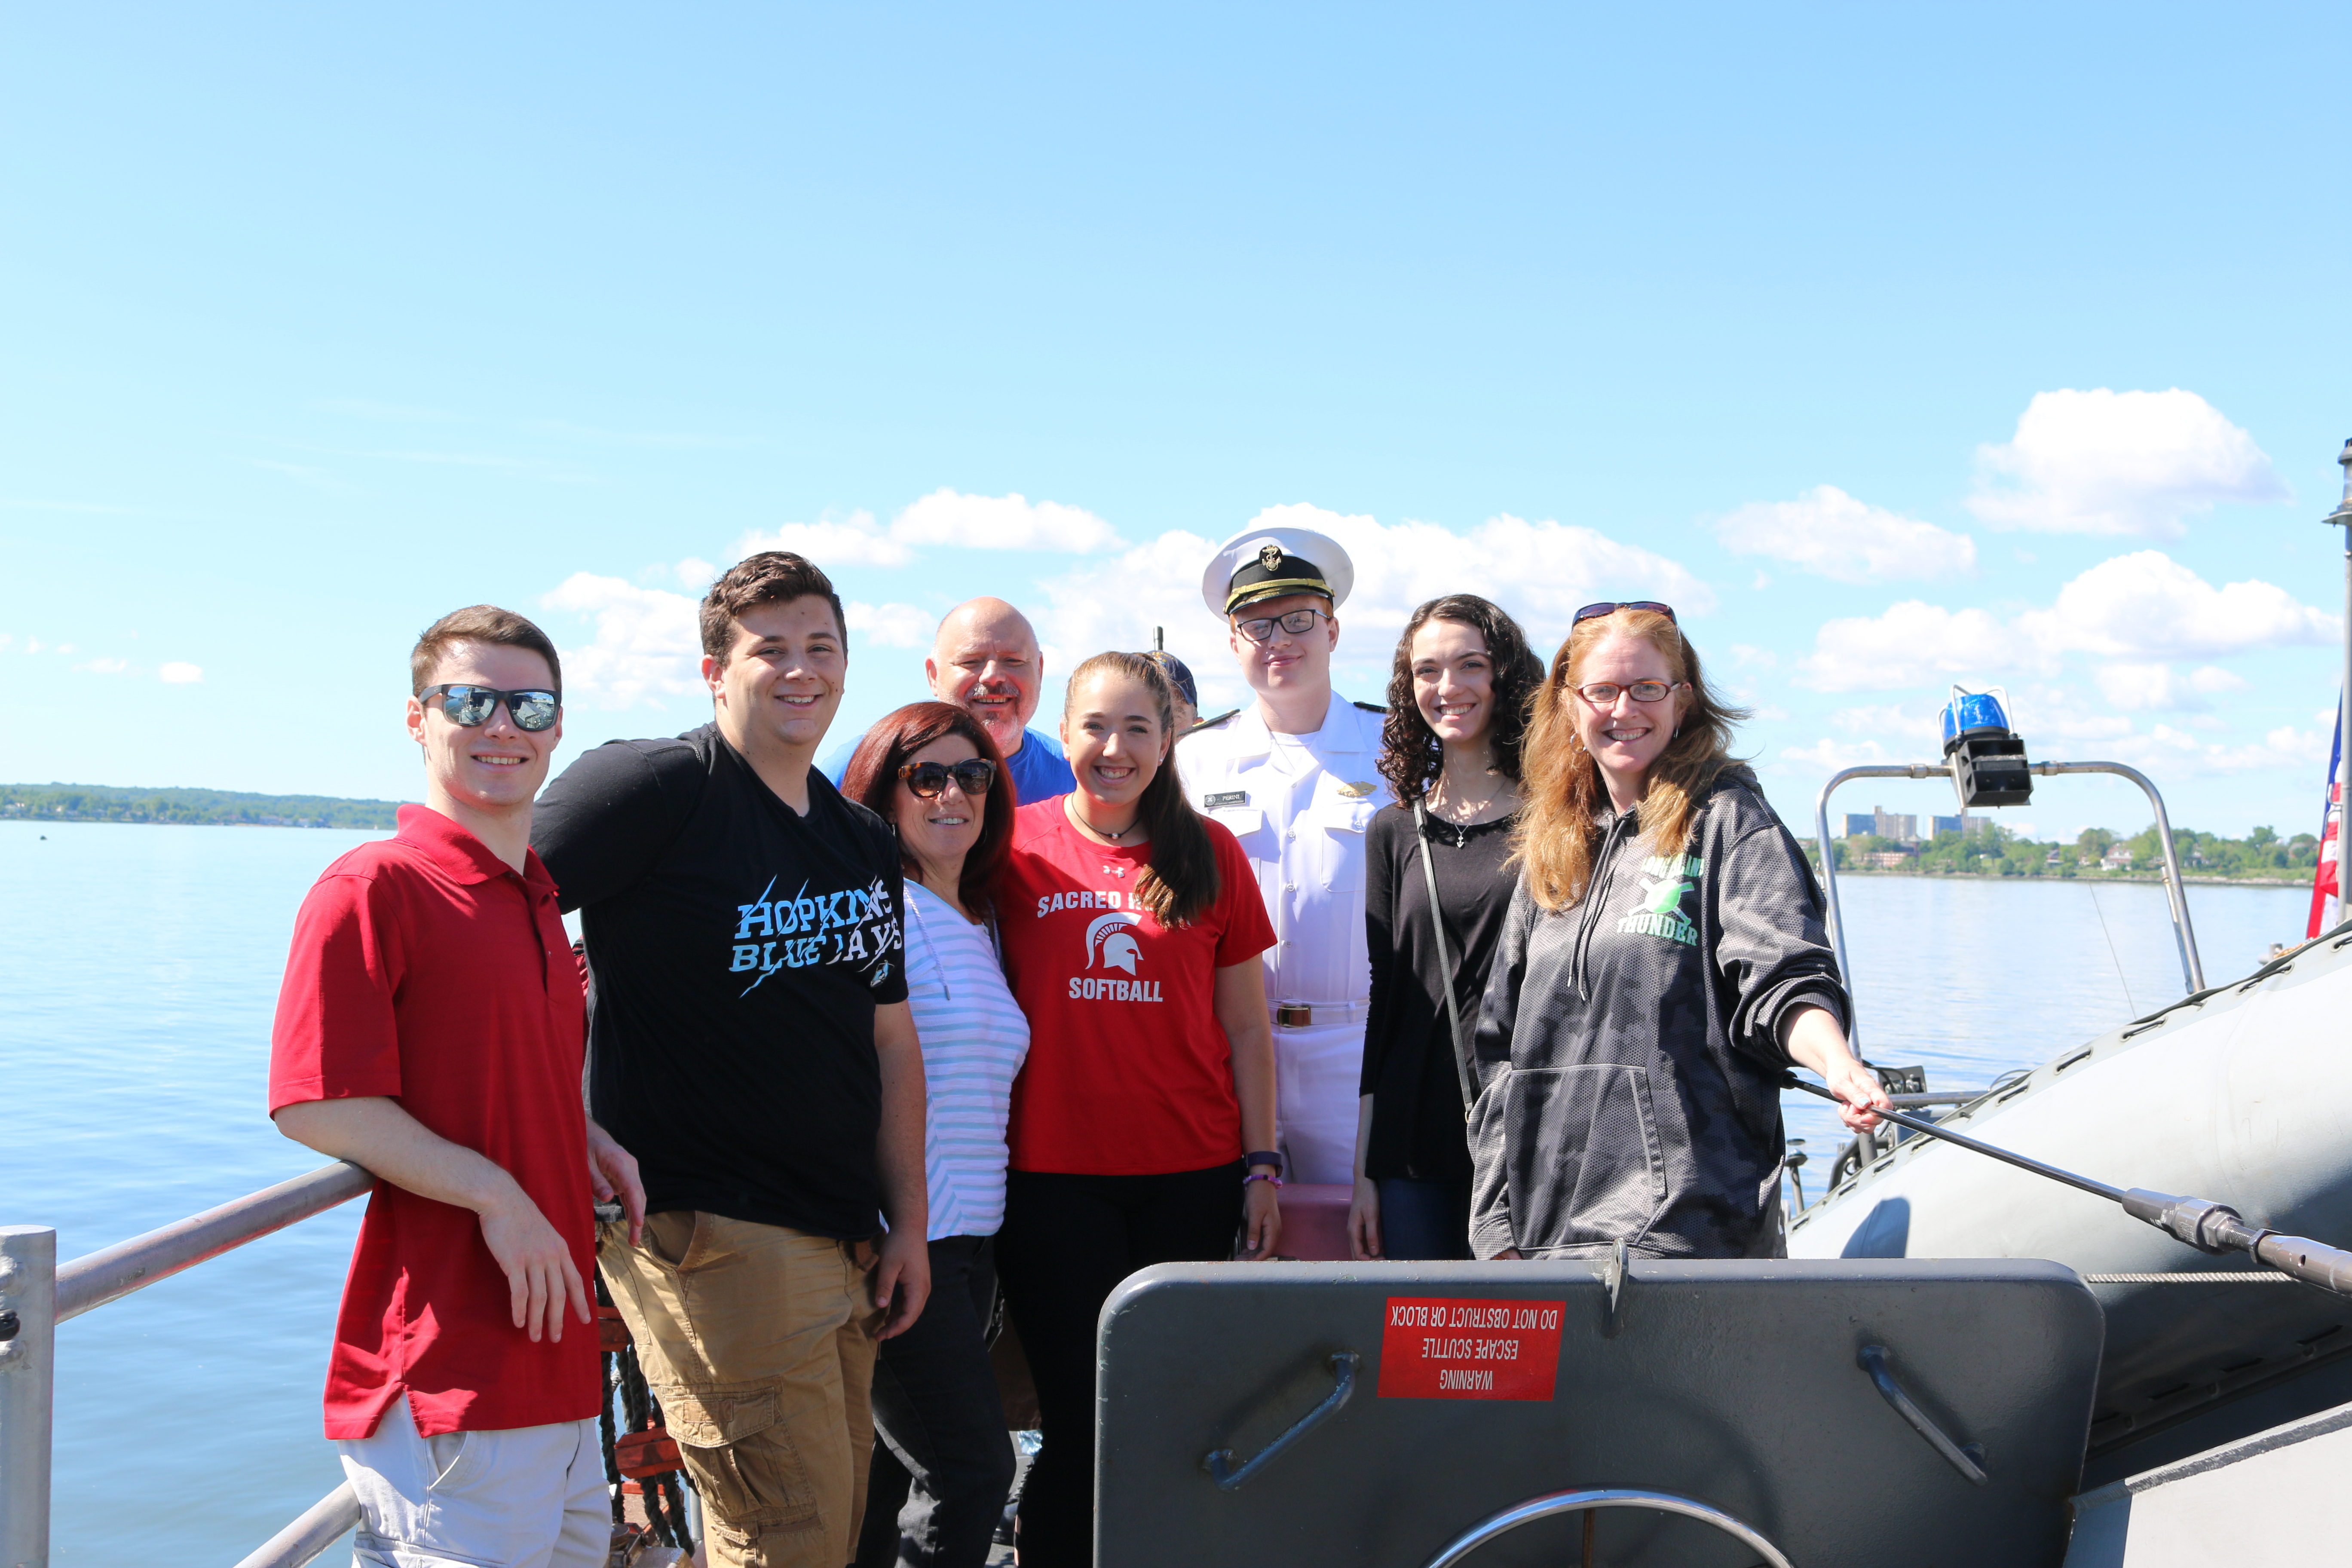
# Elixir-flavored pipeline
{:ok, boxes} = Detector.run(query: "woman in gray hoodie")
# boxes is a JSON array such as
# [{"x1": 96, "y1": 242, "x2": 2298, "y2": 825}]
[{"x1": 1469, "y1": 603, "x2": 1889, "y2": 1260}]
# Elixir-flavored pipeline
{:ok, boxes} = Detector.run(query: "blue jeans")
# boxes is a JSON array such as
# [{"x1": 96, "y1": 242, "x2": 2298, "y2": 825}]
[{"x1": 1378, "y1": 1175, "x2": 1473, "y2": 1261}]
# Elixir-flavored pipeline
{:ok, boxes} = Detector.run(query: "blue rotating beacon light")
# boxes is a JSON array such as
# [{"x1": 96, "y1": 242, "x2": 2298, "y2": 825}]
[{"x1": 1941, "y1": 685, "x2": 2034, "y2": 808}]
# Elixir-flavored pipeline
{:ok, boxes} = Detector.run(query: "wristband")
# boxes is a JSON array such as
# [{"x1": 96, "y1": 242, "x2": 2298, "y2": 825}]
[
  {"x1": 1245, "y1": 1150, "x2": 1285, "y2": 1175},
  {"x1": 1243, "y1": 1170, "x2": 1284, "y2": 1188}
]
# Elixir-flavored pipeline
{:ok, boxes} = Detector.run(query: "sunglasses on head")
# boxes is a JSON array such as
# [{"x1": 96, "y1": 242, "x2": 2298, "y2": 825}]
[
  {"x1": 898, "y1": 759, "x2": 998, "y2": 799},
  {"x1": 417, "y1": 684, "x2": 560, "y2": 732},
  {"x1": 1573, "y1": 601, "x2": 1678, "y2": 625}
]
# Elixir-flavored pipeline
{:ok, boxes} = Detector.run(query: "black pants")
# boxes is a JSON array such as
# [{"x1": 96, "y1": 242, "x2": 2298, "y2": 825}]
[
  {"x1": 993, "y1": 1163, "x2": 1244, "y2": 1568},
  {"x1": 853, "y1": 1234, "x2": 1015, "y2": 1568}
]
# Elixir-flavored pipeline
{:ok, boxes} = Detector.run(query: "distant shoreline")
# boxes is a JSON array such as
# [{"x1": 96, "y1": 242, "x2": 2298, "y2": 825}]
[
  {"x1": 2, "y1": 783, "x2": 404, "y2": 831},
  {"x1": 1829, "y1": 867, "x2": 2310, "y2": 891}
]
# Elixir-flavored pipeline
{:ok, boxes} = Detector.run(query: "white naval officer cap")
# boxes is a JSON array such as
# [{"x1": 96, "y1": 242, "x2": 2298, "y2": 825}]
[{"x1": 1199, "y1": 524, "x2": 1356, "y2": 618}]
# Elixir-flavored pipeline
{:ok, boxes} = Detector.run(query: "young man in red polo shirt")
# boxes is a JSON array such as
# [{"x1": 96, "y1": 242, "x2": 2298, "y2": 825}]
[{"x1": 270, "y1": 605, "x2": 645, "y2": 1568}]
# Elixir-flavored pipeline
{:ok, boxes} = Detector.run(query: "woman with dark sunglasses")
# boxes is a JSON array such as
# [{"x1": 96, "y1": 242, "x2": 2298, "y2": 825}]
[
  {"x1": 1469, "y1": 604, "x2": 1889, "y2": 1264},
  {"x1": 841, "y1": 704, "x2": 1028, "y2": 1568}
]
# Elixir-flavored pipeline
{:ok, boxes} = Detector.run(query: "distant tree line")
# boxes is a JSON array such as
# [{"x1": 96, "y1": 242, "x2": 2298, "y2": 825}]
[
  {"x1": 0, "y1": 783, "x2": 403, "y2": 830},
  {"x1": 1804, "y1": 821, "x2": 2321, "y2": 883}
]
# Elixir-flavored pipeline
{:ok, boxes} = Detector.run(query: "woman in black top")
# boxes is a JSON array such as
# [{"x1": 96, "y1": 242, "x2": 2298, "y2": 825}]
[{"x1": 1350, "y1": 594, "x2": 1544, "y2": 1260}]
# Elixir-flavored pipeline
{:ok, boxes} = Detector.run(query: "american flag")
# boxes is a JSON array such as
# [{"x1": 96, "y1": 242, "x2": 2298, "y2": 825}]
[{"x1": 2311, "y1": 693, "x2": 2343, "y2": 939}]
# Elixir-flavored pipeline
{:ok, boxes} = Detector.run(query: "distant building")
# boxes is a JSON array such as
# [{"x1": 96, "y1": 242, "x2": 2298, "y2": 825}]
[
  {"x1": 2101, "y1": 845, "x2": 2136, "y2": 871},
  {"x1": 1863, "y1": 850, "x2": 1917, "y2": 870},
  {"x1": 1844, "y1": 812, "x2": 1876, "y2": 837},
  {"x1": 1864, "y1": 805, "x2": 1919, "y2": 843},
  {"x1": 1932, "y1": 812, "x2": 1994, "y2": 838}
]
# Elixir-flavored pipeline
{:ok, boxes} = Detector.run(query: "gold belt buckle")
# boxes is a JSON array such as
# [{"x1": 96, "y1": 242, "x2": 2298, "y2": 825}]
[{"x1": 1275, "y1": 1001, "x2": 1314, "y2": 1027}]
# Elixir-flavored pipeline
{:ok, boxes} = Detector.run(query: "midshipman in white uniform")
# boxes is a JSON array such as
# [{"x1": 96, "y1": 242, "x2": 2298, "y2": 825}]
[{"x1": 1176, "y1": 525, "x2": 1392, "y2": 1185}]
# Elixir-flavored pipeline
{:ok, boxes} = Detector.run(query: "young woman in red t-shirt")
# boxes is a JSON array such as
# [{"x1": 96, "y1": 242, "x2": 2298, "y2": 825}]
[{"x1": 993, "y1": 650, "x2": 1280, "y2": 1566}]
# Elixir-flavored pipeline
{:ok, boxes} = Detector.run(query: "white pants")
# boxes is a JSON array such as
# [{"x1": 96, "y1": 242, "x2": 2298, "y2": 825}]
[
  {"x1": 336, "y1": 1393, "x2": 607, "y2": 1568},
  {"x1": 1273, "y1": 1021, "x2": 1366, "y2": 1185}
]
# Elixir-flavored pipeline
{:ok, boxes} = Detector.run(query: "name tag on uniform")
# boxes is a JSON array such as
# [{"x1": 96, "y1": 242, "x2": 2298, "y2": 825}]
[{"x1": 1204, "y1": 790, "x2": 1250, "y2": 809}]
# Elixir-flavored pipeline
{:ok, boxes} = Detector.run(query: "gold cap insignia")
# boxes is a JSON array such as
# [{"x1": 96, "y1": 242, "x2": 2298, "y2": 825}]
[
  {"x1": 1258, "y1": 542, "x2": 1284, "y2": 573},
  {"x1": 1337, "y1": 780, "x2": 1376, "y2": 798}
]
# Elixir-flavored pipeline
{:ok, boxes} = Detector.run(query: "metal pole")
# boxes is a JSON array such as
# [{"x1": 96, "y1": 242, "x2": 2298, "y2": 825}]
[
  {"x1": 0, "y1": 1226, "x2": 57, "y2": 1568},
  {"x1": 2327, "y1": 438, "x2": 2352, "y2": 931},
  {"x1": 1812, "y1": 762, "x2": 1953, "y2": 1051},
  {"x1": 227, "y1": 1482, "x2": 362, "y2": 1568},
  {"x1": 55, "y1": 1161, "x2": 370, "y2": 1322},
  {"x1": 2029, "y1": 762, "x2": 2205, "y2": 993}
]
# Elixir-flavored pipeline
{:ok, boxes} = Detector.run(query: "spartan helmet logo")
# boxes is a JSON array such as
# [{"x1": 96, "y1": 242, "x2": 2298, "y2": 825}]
[
  {"x1": 1084, "y1": 911, "x2": 1143, "y2": 975},
  {"x1": 1258, "y1": 542, "x2": 1284, "y2": 573}
]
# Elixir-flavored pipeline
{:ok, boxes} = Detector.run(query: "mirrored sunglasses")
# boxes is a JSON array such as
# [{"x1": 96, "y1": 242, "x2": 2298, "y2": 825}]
[
  {"x1": 898, "y1": 759, "x2": 998, "y2": 799},
  {"x1": 418, "y1": 684, "x2": 560, "y2": 732}
]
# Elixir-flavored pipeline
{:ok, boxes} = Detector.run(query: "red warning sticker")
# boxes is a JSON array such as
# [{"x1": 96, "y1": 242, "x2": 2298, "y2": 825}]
[{"x1": 1376, "y1": 1296, "x2": 1566, "y2": 1401}]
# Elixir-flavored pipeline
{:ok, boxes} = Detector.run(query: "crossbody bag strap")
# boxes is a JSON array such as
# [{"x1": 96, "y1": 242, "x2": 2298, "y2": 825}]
[{"x1": 1415, "y1": 798, "x2": 1480, "y2": 1114}]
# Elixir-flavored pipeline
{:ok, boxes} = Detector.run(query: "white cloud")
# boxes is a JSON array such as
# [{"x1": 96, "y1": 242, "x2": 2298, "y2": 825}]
[
  {"x1": 75, "y1": 657, "x2": 134, "y2": 675},
  {"x1": 846, "y1": 601, "x2": 932, "y2": 649},
  {"x1": 2089, "y1": 722, "x2": 2331, "y2": 777},
  {"x1": 672, "y1": 557, "x2": 717, "y2": 591},
  {"x1": 1032, "y1": 505, "x2": 1715, "y2": 715},
  {"x1": 1777, "y1": 738, "x2": 1894, "y2": 772},
  {"x1": 2093, "y1": 662, "x2": 2249, "y2": 712},
  {"x1": 158, "y1": 662, "x2": 202, "y2": 684},
  {"x1": 730, "y1": 491, "x2": 1123, "y2": 573},
  {"x1": 1967, "y1": 388, "x2": 2289, "y2": 538},
  {"x1": 1715, "y1": 484, "x2": 1976, "y2": 583},
  {"x1": 1828, "y1": 702, "x2": 1932, "y2": 736},
  {"x1": 1798, "y1": 601, "x2": 2030, "y2": 691},
  {"x1": 1797, "y1": 551, "x2": 2335, "y2": 692},
  {"x1": 734, "y1": 513, "x2": 913, "y2": 568},
  {"x1": 540, "y1": 573, "x2": 705, "y2": 709},
  {"x1": 2019, "y1": 550, "x2": 2336, "y2": 659},
  {"x1": 891, "y1": 489, "x2": 1122, "y2": 554}
]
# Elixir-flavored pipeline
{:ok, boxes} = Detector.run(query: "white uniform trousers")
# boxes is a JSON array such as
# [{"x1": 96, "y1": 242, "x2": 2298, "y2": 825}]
[{"x1": 1273, "y1": 1019, "x2": 1366, "y2": 1185}]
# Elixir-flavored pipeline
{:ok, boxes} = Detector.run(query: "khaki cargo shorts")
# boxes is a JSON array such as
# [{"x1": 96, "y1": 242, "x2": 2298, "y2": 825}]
[{"x1": 599, "y1": 1210, "x2": 882, "y2": 1568}]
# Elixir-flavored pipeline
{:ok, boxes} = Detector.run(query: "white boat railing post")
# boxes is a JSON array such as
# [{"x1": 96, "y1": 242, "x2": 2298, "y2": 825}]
[
  {"x1": 2324, "y1": 437, "x2": 2352, "y2": 933},
  {"x1": 1812, "y1": 762, "x2": 1952, "y2": 1054},
  {"x1": 0, "y1": 1225, "x2": 58, "y2": 1568},
  {"x1": 2030, "y1": 762, "x2": 2205, "y2": 995}
]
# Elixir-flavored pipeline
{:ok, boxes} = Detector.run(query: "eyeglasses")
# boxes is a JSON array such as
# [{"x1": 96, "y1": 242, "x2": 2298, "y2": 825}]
[
  {"x1": 1573, "y1": 601, "x2": 1678, "y2": 625},
  {"x1": 1571, "y1": 680, "x2": 1687, "y2": 707},
  {"x1": 1233, "y1": 607, "x2": 1331, "y2": 644},
  {"x1": 898, "y1": 759, "x2": 998, "y2": 799},
  {"x1": 417, "y1": 684, "x2": 560, "y2": 732}
]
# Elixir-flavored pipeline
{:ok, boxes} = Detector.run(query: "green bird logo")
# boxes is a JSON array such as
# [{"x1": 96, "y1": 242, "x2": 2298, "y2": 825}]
[{"x1": 1639, "y1": 873, "x2": 1693, "y2": 915}]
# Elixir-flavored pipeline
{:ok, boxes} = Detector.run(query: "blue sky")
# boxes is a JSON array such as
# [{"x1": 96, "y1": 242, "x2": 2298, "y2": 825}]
[{"x1": 5, "y1": 5, "x2": 2347, "y2": 844}]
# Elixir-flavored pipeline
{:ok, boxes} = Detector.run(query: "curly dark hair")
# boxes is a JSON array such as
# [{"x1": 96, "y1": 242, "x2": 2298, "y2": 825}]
[{"x1": 1376, "y1": 594, "x2": 1545, "y2": 804}]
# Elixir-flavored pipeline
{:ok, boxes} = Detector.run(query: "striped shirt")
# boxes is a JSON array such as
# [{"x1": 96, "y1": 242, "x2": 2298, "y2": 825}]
[{"x1": 905, "y1": 880, "x2": 1031, "y2": 1239}]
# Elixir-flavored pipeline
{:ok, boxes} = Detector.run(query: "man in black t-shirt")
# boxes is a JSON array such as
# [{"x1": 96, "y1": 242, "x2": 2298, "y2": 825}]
[{"x1": 533, "y1": 552, "x2": 928, "y2": 1568}]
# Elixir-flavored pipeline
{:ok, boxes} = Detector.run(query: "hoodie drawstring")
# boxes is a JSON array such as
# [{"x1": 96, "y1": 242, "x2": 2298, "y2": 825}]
[{"x1": 1572, "y1": 812, "x2": 1636, "y2": 1001}]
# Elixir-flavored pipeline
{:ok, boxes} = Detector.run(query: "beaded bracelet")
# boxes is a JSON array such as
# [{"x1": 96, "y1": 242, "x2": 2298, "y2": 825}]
[{"x1": 1243, "y1": 1171, "x2": 1284, "y2": 1188}]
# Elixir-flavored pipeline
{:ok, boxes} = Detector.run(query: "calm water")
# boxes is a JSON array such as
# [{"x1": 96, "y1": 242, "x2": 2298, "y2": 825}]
[{"x1": 0, "y1": 819, "x2": 2313, "y2": 1560}]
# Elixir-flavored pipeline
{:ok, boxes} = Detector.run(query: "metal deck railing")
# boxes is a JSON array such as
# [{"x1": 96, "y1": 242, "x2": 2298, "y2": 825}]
[{"x1": 0, "y1": 1161, "x2": 377, "y2": 1568}]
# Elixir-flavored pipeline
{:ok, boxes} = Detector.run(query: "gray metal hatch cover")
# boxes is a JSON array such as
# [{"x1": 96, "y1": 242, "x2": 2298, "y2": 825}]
[{"x1": 1094, "y1": 1257, "x2": 2101, "y2": 1568}]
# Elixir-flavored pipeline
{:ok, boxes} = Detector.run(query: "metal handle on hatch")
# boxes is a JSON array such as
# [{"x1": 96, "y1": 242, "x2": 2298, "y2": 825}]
[
  {"x1": 1201, "y1": 1351, "x2": 1359, "y2": 1490},
  {"x1": 1419, "y1": 1487, "x2": 1795, "y2": 1568},
  {"x1": 1860, "y1": 1344, "x2": 1988, "y2": 1484}
]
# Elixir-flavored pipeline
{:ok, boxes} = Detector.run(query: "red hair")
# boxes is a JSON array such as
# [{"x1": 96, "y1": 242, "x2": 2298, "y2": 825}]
[{"x1": 842, "y1": 702, "x2": 1016, "y2": 917}]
